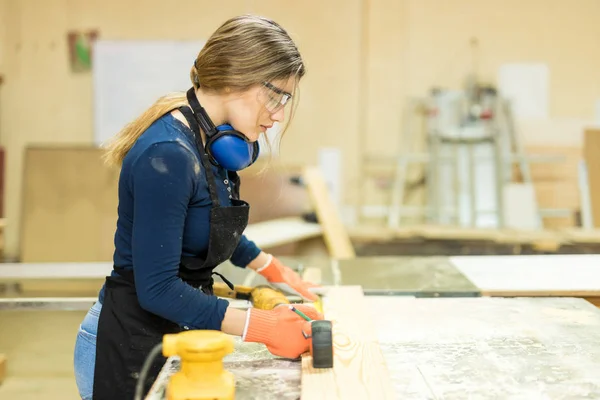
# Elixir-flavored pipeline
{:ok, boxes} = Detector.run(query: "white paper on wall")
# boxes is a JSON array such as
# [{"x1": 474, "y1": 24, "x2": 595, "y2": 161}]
[
  {"x1": 497, "y1": 63, "x2": 549, "y2": 120},
  {"x1": 93, "y1": 40, "x2": 205, "y2": 146}
]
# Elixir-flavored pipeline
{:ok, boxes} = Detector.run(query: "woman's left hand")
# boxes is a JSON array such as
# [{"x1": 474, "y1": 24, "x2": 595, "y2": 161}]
[{"x1": 254, "y1": 254, "x2": 321, "y2": 301}]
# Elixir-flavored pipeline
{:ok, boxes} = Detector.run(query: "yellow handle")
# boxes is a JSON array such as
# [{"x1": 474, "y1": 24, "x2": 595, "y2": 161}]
[{"x1": 251, "y1": 286, "x2": 290, "y2": 310}]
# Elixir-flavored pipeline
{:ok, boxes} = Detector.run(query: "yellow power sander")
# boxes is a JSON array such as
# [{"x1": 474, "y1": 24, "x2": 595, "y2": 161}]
[{"x1": 134, "y1": 283, "x2": 333, "y2": 400}]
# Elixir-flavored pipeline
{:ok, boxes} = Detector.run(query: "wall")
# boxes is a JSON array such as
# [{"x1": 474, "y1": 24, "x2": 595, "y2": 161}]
[{"x1": 2, "y1": 0, "x2": 600, "y2": 257}]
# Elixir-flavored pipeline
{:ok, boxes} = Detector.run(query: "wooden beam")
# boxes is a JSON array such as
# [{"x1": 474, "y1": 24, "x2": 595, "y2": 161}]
[
  {"x1": 0, "y1": 354, "x2": 6, "y2": 385},
  {"x1": 584, "y1": 129, "x2": 600, "y2": 227},
  {"x1": 300, "y1": 286, "x2": 395, "y2": 399},
  {"x1": 302, "y1": 167, "x2": 356, "y2": 259}
]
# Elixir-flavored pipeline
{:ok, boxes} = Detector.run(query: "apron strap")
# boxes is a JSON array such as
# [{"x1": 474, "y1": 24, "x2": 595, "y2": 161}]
[
  {"x1": 178, "y1": 105, "x2": 222, "y2": 208},
  {"x1": 212, "y1": 271, "x2": 235, "y2": 291}
]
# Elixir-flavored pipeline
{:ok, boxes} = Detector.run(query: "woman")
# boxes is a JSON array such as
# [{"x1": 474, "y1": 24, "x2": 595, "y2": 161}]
[{"x1": 73, "y1": 14, "x2": 323, "y2": 400}]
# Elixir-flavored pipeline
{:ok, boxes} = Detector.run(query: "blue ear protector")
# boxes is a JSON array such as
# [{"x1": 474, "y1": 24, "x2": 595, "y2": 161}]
[{"x1": 186, "y1": 88, "x2": 260, "y2": 171}]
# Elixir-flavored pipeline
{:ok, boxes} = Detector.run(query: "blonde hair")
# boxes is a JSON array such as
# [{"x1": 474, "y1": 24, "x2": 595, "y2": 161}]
[{"x1": 103, "y1": 14, "x2": 306, "y2": 167}]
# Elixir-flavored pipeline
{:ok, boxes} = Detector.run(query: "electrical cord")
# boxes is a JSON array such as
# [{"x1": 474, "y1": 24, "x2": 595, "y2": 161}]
[{"x1": 134, "y1": 343, "x2": 163, "y2": 400}]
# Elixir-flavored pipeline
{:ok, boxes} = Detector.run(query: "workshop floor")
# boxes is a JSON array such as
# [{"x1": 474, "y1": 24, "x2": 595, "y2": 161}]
[{"x1": 0, "y1": 310, "x2": 86, "y2": 399}]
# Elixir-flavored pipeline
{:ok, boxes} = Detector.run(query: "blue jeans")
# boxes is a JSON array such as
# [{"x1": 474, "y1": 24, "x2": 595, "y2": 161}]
[{"x1": 73, "y1": 300, "x2": 102, "y2": 400}]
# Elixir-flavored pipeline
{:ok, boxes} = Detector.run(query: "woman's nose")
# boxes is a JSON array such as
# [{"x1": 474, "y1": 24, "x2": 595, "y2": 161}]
[{"x1": 271, "y1": 106, "x2": 285, "y2": 122}]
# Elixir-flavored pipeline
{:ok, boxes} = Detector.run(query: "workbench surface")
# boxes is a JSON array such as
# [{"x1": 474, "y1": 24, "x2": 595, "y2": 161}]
[{"x1": 147, "y1": 296, "x2": 600, "y2": 399}]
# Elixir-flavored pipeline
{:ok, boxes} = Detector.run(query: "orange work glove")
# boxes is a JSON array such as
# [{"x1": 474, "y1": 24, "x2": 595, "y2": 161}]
[
  {"x1": 256, "y1": 254, "x2": 321, "y2": 301},
  {"x1": 242, "y1": 304, "x2": 323, "y2": 359}
]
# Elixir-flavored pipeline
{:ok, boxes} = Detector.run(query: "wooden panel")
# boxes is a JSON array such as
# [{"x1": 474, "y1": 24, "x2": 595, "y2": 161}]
[
  {"x1": 20, "y1": 146, "x2": 119, "y2": 262},
  {"x1": 584, "y1": 129, "x2": 600, "y2": 228},
  {"x1": 301, "y1": 286, "x2": 395, "y2": 399},
  {"x1": 20, "y1": 146, "x2": 118, "y2": 262}
]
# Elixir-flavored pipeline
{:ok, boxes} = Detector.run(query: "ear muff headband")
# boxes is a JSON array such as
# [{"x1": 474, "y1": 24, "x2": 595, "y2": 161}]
[{"x1": 186, "y1": 88, "x2": 259, "y2": 171}]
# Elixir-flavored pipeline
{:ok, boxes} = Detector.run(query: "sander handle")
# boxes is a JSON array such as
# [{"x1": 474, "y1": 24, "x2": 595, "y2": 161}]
[{"x1": 212, "y1": 282, "x2": 253, "y2": 301}]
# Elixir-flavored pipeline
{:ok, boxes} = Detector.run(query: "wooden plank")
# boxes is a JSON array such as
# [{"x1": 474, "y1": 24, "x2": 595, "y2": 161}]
[
  {"x1": 0, "y1": 354, "x2": 6, "y2": 385},
  {"x1": 300, "y1": 286, "x2": 395, "y2": 399},
  {"x1": 302, "y1": 167, "x2": 355, "y2": 259},
  {"x1": 585, "y1": 297, "x2": 600, "y2": 308},
  {"x1": 584, "y1": 129, "x2": 600, "y2": 228}
]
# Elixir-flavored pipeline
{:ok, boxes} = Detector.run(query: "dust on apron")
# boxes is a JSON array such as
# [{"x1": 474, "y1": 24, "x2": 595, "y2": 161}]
[{"x1": 92, "y1": 103, "x2": 250, "y2": 400}]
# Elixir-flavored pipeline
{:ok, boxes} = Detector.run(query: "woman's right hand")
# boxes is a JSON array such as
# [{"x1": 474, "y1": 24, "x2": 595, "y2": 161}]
[{"x1": 243, "y1": 304, "x2": 324, "y2": 359}]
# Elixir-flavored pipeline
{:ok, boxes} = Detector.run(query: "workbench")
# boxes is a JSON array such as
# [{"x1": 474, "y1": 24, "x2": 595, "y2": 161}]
[
  {"x1": 1, "y1": 255, "x2": 600, "y2": 398},
  {"x1": 145, "y1": 296, "x2": 600, "y2": 399}
]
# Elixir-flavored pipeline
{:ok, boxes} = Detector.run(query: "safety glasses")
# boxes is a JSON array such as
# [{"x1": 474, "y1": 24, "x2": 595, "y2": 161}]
[{"x1": 262, "y1": 82, "x2": 292, "y2": 113}]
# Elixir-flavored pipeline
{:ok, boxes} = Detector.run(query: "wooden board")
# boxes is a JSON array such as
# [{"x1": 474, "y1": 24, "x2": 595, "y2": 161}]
[
  {"x1": 20, "y1": 146, "x2": 119, "y2": 262},
  {"x1": 302, "y1": 167, "x2": 356, "y2": 259},
  {"x1": 450, "y1": 254, "x2": 600, "y2": 296},
  {"x1": 0, "y1": 354, "x2": 6, "y2": 384},
  {"x1": 584, "y1": 129, "x2": 600, "y2": 228},
  {"x1": 585, "y1": 297, "x2": 600, "y2": 308},
  {"x1": 300, "y1": 286, "x2": 395, "y2": 399}
]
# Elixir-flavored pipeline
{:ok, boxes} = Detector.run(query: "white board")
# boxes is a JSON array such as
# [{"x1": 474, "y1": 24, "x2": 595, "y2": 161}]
[
  {"x1": 92, "y1": 40, "x2": 205, "y2": 146},
  {"x1": 497, "y1": 63, "x2": 549, "y2": 120},
  {"x1": 450, "y1": 254, "x2": 600, "y2": 293},
  {"x1": 503, "y1": 183, "x2": 540, "y2": 229}
]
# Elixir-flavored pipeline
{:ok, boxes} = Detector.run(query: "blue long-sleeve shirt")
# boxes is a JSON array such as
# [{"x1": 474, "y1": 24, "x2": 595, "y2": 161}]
[{"x1": 98, "y1": 112, "x2": 261, "y2": 330}]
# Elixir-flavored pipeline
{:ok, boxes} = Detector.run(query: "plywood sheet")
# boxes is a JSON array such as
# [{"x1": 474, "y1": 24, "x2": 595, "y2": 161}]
[
  {"x1": 450, "y1": 254, "x2": 600, "y2": 295},
  {"x1": 300, "y1": 286, "x2": 395, "y2": 399},
  {"x1": 20, "y1": 146, "x2": 119, "y2": 262}
]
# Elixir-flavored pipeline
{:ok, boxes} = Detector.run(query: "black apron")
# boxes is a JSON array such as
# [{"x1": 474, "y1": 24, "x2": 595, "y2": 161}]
[{"x1": 92, "y1": 105, "x2": 250, "y2": 400}]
